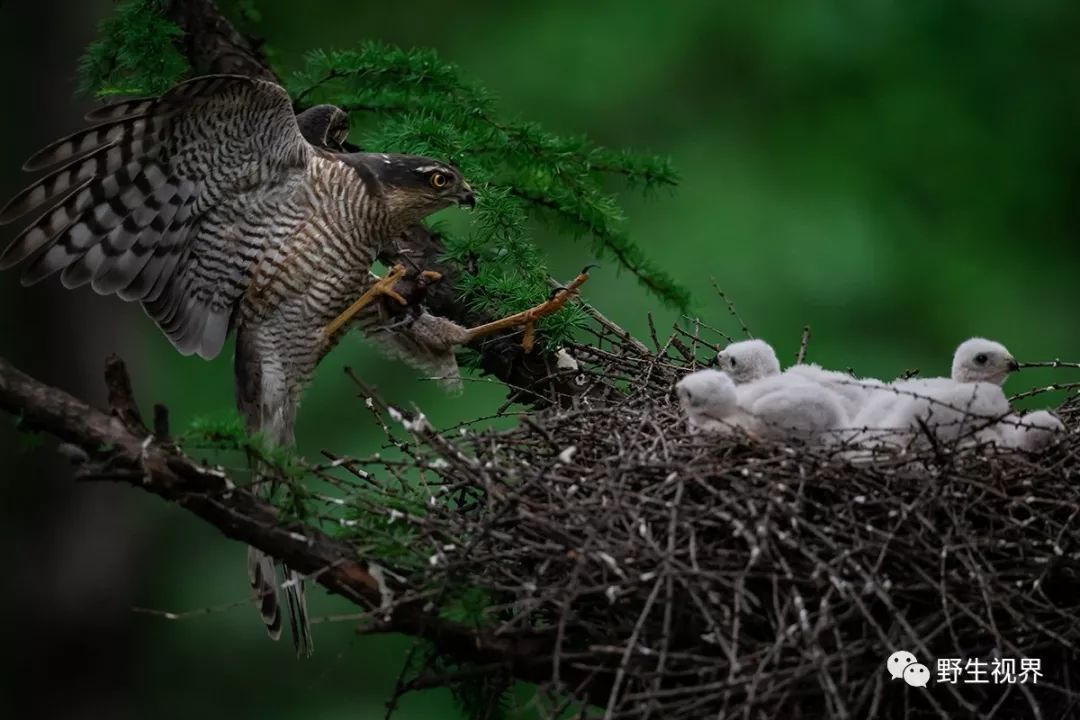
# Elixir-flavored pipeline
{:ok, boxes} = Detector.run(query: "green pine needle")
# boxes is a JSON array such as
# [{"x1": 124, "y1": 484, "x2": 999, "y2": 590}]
[{"x1": 77, "y1": 0, "x2": 189, "y2": 98}]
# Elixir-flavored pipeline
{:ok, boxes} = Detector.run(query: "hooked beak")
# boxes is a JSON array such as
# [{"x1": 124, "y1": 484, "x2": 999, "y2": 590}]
[
  {"x1": 456, "y1": 183, "x2": 476, "y2": 209},
  {"x1": 1007, "y1": 357, "x2": 1020, "y2": 372}
]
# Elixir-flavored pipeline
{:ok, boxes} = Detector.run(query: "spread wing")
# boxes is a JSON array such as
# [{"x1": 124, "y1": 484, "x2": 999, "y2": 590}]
[{"x1": 0, "y1": 75, "x2": 315, "y2": 359}]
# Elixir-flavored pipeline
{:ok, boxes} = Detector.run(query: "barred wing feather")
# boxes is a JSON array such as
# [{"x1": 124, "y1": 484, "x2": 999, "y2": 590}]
[{"x1": 0, "y1": 75, "x2": 314, "y2": 360}]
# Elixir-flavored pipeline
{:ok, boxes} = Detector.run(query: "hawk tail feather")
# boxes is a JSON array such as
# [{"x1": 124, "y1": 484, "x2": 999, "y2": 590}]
[
  {"x1": 283, "y1": 566, "x2": 314, "y2": 658},
  {"x1": 246, "y1": 546, "x2": 283, "y2": 642}
]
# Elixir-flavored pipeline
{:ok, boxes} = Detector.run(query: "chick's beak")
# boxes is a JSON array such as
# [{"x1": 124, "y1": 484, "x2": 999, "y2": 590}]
[
  {"x1": 457, "y1": 183, "x2": 476, "y2": 209},
  {"x1": 1007, "y1": 357, "x2": 1020, "y2": 372}
]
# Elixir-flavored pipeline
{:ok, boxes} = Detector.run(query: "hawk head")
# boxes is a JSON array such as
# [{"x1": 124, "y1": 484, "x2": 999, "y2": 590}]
[{"x1": 346, "y1": 153, "x2": 476, "y2": 229}]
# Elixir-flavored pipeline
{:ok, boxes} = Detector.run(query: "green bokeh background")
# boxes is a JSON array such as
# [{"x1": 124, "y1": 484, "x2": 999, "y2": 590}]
[{"x1": 1, "y1": 1, "x2": 1078, "y2": 717}]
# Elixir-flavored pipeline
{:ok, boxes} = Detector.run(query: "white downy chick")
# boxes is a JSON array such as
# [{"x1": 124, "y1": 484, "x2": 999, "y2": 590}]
[
  {"x1": 718, "y1": 338, "x2": 880, "y2": 419},
  {"x1": 731, "y1": 369, "x2": 850, "y2": 442},
  {"x1": 676, "y1": 369, "x2": 847, "y2": 441},
  {"x1": 744, "y1": 378, "x2": 850, "y2": 442},
  {"x1": 856, "y1": 379, "x2": 1010, "y2": 449},
  {"x1": 785, "y1": 363, "x2": 885, "y2": 419},
  {"x1": 676, "y1": 369, "x2": 743, "y2": 435},
  {"x1": 852, "y1": 337, "x2": 1018, "y2": 447},
  {"x1": 715, "y1": 339, "x2": 780, "y2": 384}
]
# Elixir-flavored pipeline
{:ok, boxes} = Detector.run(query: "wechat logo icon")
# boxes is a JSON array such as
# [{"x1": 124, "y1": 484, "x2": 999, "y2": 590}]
[{"x1": 887, "y1": 650, "x2": 930, "y2": 688}]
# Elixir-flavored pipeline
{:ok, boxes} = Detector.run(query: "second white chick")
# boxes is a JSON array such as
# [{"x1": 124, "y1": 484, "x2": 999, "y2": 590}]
[
  {"x1": 715, "y1": 339, "x2": 780, "y2": 384},
  {"x1": 719, "y1": 338, "x2": 881, "y2": 418}
]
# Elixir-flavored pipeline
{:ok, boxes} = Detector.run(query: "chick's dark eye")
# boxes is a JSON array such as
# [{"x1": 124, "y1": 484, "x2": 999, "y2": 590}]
[
  {"x1": 974, "y1": 353, "x2": 988, "y2": 364},
  {"x1": 430, "y1": 172, "x2": 448, "y2": 189},
  {"x1": 730, "y1": 358, "x2": 738, "y2": 367}
]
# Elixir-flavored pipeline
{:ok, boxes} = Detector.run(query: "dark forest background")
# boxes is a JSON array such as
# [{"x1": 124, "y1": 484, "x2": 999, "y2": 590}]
[{"x1": 1, "y1": 1, "x2": 1079, "y2": 717}]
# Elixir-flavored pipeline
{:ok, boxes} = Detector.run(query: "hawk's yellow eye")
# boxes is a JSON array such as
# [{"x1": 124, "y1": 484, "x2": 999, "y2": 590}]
[{"x1": 430, "y1": 172, "x2": 448, "y2": 189}]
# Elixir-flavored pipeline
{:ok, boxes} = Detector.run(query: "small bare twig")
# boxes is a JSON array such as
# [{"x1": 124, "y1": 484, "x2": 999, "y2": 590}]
[{"x1": 795, "y1": 325, "x2": 812, "y2": 365}]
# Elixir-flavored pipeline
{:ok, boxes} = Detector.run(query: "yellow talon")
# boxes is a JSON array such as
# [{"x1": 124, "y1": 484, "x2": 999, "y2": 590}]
[
  {"x1": 324, "y1": 264, "x2": 408, "y2": 339},
  {"x1": 462, "y1": 268, "x2": 592, "y2": 351}
]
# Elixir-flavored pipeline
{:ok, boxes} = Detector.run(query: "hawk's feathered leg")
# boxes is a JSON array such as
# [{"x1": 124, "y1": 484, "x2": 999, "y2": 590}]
[{"x1": 235, "y1": 325, "x2": 313, "y2": 657}]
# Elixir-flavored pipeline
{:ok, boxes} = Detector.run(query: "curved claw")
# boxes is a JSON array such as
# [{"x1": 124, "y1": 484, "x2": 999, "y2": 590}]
[
  {"x1": 461, "y1": 267, "x2": 593, "y2": 350},
  {"x1": 324, "y1": 264, "x2": 408, "y2": 339}
]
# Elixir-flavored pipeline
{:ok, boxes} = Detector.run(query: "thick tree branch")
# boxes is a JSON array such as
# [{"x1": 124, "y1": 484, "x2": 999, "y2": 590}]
[{"x1": 0, "y1": 353, "x2": 602, "y2": 701}]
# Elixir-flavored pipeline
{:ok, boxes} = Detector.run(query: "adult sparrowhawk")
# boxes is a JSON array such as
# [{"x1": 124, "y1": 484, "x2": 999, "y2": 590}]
[{"x1": 0, "y1": 74, "x2": 581, "y2": 656}]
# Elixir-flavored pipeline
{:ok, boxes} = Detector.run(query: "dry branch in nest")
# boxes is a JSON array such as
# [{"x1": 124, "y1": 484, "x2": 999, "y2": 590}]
[{"x1": 338, "y1": 315, "x2": 1080, "y2": 719}]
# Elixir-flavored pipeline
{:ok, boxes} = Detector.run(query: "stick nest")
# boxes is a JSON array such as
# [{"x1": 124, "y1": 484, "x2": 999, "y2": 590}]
[{"x1": 341, "y1": 316, "x2": 1080, "y2": 719}]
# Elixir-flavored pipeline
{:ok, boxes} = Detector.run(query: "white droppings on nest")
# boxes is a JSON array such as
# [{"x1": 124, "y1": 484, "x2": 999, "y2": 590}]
[
  {"x1": 387, "y1": 509, "x2": 404, "y2": 523},
  {"x1": 387, "y1": 407, "x2": 403, "y2": 423},
  {"x1": 288, "y1": 532, "x2": 308, "y2": 543},
  {"x1": 605, "y1": 586, "x2": 620, "y2": 604},
  {"x1": 339, "y1": 518, "x2": 358, "y2": 527},
  {"x1": 428, "y1": 495, "x2": 438, "y2": 507},
  {"x1": 365, "y1": 397, "x2": 374, "y2": 408},
  {"x1": 558, "y1": 446, "x2": 577, "y2": 464},
  {"x1": 403, "y1": 412, "x2": 431, "y2": 433},
  {"x1": 556, "y1": 348, "x2": 579, "y2": 371},
  {"x1": 429, "y1": 553, "x2": 443, "y2": 567},
  {"x1": 429, "y1": 458, "x2": 450, "y2": 469},
  {"x1": 701, "y1": 630, "x2": 721, "y2": 645},
  {"x1": 567, "y1": 484, "x2": 579, "y2": 495},
  {"x1": 853, "y1": 495, "x2": 866, "y2": 504},
  {"x1": 442, "y1": 544, "x2": 456, "y2": 552},
  {"x1": 596, "y1": 552, "x2": 626, "y2": 578}
]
